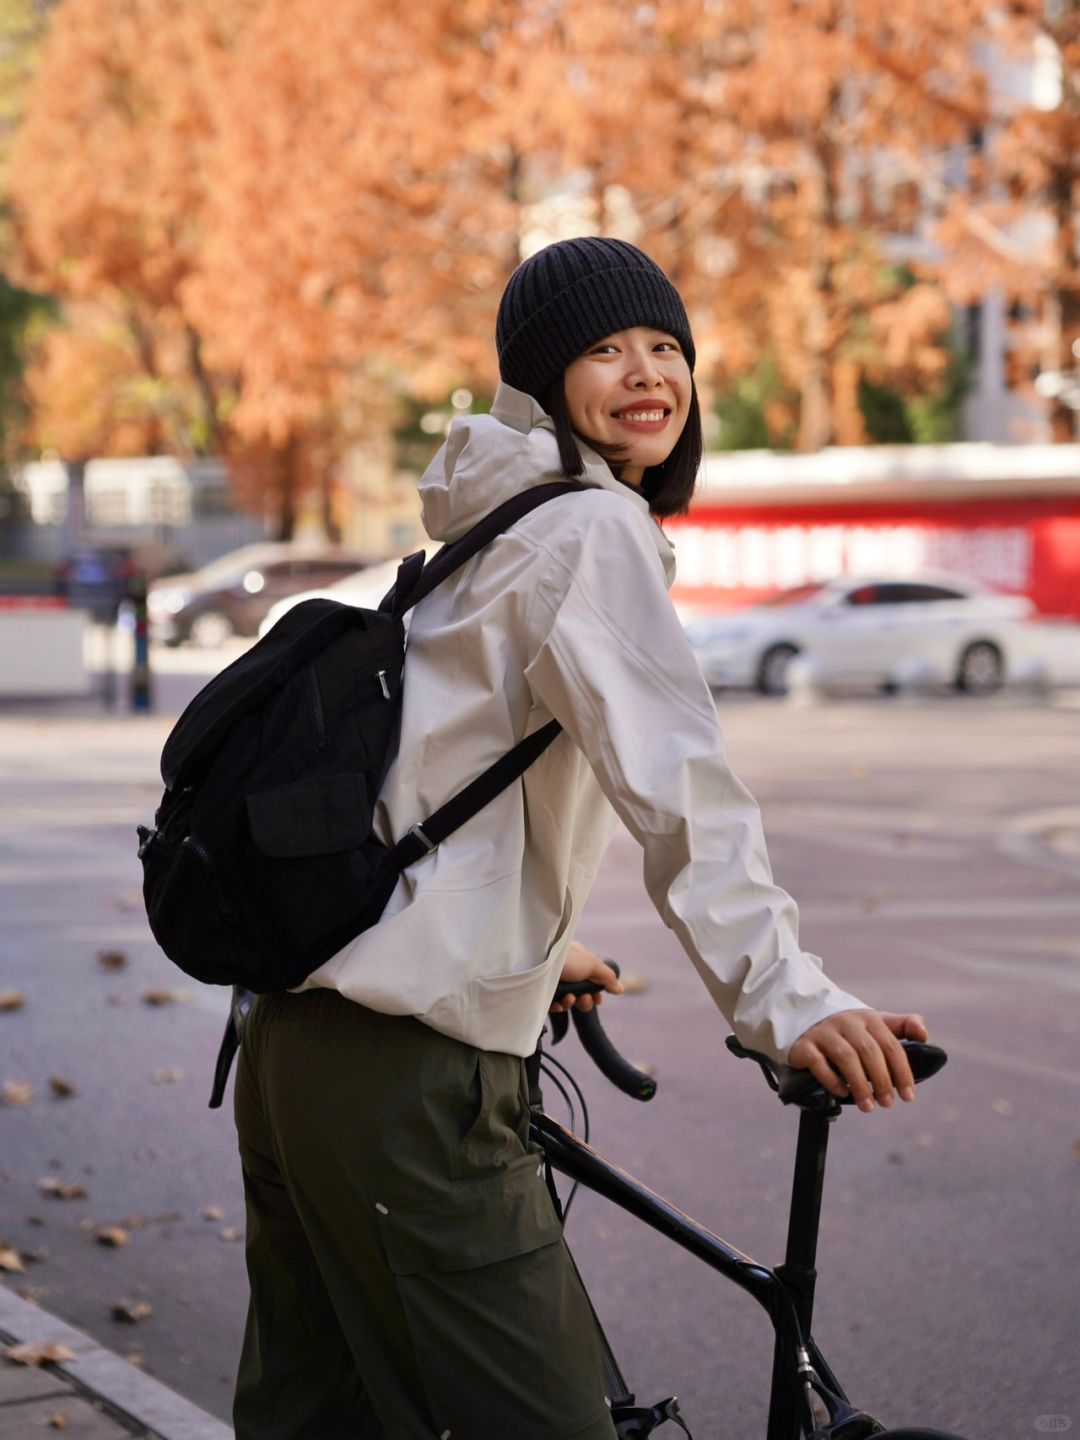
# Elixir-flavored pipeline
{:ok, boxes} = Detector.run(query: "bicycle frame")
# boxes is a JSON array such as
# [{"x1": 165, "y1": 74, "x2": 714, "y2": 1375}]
[{"x1": 532, "y1": 1101, "x2": 886, "y2": 1440}]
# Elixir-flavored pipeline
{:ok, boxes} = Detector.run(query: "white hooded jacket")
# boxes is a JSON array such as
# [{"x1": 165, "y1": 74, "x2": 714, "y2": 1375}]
[{"x1": 302, "y1": 383, "x2": 869, "y2": 1060}]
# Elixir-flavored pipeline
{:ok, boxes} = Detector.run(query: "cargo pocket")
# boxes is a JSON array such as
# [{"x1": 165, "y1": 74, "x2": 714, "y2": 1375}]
[
  {"x1": 374, "y1": 1161, "x2": 611, "y2": 1440},
  {"x1": 376, "y1": 1151, "x2": 561, "y2": 1277}
]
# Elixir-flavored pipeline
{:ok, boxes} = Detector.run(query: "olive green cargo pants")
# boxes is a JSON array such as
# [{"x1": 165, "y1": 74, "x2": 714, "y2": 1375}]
[{"x1": 233, "y1": 988, "x2": 617, "y2": 1439}]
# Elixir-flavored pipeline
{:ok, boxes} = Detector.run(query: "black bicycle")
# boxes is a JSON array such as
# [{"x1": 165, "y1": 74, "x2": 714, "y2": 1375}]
[
  {"x1": 539, "y1": 968, "x2": 971, "y2": 1440},
  {"x1": 210, "y1": 979, "x2": 971, "y2": 1439}
]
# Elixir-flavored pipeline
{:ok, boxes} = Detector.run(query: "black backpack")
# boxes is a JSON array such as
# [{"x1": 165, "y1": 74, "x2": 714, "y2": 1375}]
[{"x1": 137, "y1": 481, "x2": 579, "y2": 997}]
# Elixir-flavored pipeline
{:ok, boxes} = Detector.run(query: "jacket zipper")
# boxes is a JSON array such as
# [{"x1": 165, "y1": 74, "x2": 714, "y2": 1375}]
[
  {"x1": 181, "y1": 836, "x2": 235, "y2": 920},
  {"x1": 305, "y1": 662, "x2": 327, "y2": 748}
]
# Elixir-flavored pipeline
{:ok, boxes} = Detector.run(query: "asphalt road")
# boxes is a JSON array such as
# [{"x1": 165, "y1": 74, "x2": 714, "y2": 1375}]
[{"x1": 1, "y1": 652, "x2": 1078, "y2": 1438}]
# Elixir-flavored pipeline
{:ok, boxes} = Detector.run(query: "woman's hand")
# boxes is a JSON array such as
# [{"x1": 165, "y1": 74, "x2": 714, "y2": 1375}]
[
  {"x1": 788, "y1": 1009, "x2": 930, "y2": 1113},
  {"x1": 550, "y1": 942, "x2": 625, "y2": 1014}
]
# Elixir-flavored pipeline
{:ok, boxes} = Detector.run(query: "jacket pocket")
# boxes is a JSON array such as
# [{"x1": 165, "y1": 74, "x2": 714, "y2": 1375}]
[{"x1": 469, "y1": 889, "x2": 575, "y2": 1003}]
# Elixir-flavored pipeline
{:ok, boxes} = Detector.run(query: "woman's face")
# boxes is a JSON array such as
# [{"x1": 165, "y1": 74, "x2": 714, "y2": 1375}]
[{"x1": 562, "y1": 326, "x2": 692, "y2": 487}]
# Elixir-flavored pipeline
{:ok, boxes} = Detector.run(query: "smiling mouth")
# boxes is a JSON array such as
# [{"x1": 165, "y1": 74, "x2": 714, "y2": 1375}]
[{"x1": 613, "y1": 406, "x2": 671, "y2": 425}]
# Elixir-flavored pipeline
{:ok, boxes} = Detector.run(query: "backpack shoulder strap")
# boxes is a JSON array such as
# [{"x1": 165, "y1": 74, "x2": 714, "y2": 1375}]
[
  {"x1": 391, "y1": 719, "x2": 562, "y2": 870},
  {"x1": 391, "y1": 480, "x2": 583, "y2": 617},
  {"x1": 387, "y1": 479, "x2": 584, "y2": 867}
]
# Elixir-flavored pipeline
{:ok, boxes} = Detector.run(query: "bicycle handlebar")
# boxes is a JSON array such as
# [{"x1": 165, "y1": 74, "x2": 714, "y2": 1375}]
[
  {"x1": 550, "y1": 961, "x2": 657, "y2": 1102},
  {"x1": 571, "y1": 1006, "x2": 657, "y2": 1101},
  {"x1": 552, "y1": 966, "x2": 947, "y2": 1114},
  {"x1": 725, "y1": 1034, "x2": 948, "y2": 1109}
]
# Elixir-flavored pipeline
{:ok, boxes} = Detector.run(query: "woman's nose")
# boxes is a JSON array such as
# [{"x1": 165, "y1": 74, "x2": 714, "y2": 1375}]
[{"x1": 625, "y1": 353, "x2": 663, "y2": 387}]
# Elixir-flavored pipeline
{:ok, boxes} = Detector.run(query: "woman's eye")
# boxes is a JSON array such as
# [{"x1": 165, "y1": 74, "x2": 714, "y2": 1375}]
[{"x1": 655, "y1": 342, "x2": 679, "y2": 353}]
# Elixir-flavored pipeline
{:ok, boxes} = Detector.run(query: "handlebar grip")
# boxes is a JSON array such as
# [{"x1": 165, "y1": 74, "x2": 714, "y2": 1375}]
[
  {"x1": 571, "y1": 1005, "x2": 656, "y2": 1102},
  {"x1": 553, "y1": 959, "x2": 621, "y2": 1001}
]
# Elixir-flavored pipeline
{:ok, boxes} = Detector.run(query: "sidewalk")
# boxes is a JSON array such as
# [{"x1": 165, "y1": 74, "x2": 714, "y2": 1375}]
[{"x1": 0, "y1": 1285, "x2": 231, "y2": 1440}]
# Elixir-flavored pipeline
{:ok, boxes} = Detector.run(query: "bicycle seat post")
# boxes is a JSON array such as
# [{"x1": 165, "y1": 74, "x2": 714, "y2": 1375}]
[
  {"x1": 777, "y1": 1102, "x2": 837, "y2": 1334},
  {"x1": 765, "y1": 1103, "x2": 838, "y2": 1440}
]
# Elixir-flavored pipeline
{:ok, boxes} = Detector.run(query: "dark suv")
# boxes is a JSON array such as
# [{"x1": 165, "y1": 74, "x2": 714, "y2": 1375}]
[{"x1": 148, "y1": 544, "x2": 373, "y2": 647}]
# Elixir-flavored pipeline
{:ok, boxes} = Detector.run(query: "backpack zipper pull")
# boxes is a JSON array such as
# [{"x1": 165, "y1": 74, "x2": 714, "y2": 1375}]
[{"x1": 377, "y1": 670, "x2": 391, "y2": 700}]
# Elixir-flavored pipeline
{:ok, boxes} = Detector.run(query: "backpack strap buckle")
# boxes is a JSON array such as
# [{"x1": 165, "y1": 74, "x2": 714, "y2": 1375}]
[{"x1": 408, "y1": 822, "x2": 437, "y2": 855}]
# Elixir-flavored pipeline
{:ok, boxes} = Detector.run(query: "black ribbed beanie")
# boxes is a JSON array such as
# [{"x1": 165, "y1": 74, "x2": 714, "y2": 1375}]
[{"x1": 496, "y1": 237, "x2": 695, "y2": 406}]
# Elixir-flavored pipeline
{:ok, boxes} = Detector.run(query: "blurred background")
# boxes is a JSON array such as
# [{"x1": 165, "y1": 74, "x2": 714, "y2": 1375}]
[
  {"x1": 1, "y1": 6, "x2": 1079, "y2": 1437},
  {"x1": 0, "y1": 0, "x2": 1078, "y2": 702}
]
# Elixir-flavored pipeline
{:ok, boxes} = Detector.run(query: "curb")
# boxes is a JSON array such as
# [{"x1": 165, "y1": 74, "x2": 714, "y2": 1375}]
[{"x1": 0, "y1": 1283, "x2": 232, "y2": 1440}]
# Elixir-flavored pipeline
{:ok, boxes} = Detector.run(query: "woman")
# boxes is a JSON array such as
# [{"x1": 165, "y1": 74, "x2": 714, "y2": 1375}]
[{"x1": 233, "y1": 237, "x2": 928, "y2": 1440}]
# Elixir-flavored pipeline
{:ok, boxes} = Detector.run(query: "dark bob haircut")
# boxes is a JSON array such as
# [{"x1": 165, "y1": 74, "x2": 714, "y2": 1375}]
[{"x1": 545, "y1": 379, "x2": 703, "y2": 519}]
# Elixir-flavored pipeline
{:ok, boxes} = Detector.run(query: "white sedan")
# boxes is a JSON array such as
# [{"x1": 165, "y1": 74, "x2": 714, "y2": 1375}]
[{"x1": 684, "y1": 576, "x2": 1036, "y2": 696}]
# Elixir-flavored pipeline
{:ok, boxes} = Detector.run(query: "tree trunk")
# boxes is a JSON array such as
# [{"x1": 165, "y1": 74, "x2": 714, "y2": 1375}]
[
  {"x1": 186, "y1": 325, "x2": 222, "y2": 455},
  {"x1": 272, "y1": 438, "x2": 299, "y2": 541},
  {"x1": 797, "y1": 45, "x2": 843, "y2": 452},
  {"x1": 798, "y1": 146, "x2": 838, "y2": 451},
  {"x1": 320, "y1": 461, "x2": 342, "y2": 543}
]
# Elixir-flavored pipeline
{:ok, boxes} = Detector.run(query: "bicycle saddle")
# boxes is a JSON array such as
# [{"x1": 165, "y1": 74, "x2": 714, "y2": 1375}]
[{"x1": 725, "y1": 1036, "x2": 947, "y2": 1110}]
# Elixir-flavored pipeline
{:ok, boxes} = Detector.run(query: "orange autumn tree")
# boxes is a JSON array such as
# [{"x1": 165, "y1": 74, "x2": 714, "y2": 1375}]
[
  {"x1": 186, "y1": 0, "x2": 597, "y2": 446},
  {"x1": 11, "y1": 0, "x2": 1041, "y2": 484},
  {"x1": 934, "y1": 2, "x2": 1080, "y2": 440},
  {"x1": 550, "y1": 0, "x2": 989, "y2": 448},
  {"x1": 9, "y1": 0, "x2": 260, "y2": 462}
]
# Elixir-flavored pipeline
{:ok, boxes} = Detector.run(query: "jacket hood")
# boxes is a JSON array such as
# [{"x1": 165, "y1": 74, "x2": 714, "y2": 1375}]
[{"x1": 418, "y1": 382, "x2": 675, "y2": 583}]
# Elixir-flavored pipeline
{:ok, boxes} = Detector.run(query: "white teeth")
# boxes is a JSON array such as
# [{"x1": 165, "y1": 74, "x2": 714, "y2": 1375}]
[{"x1": 619, "y1": 410, "x2": 666, "y2": 421}]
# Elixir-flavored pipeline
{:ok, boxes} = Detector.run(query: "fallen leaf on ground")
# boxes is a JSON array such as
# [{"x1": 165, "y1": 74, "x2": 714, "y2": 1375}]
[
  {"x1": 219, "y1": 1228, "x2": 242, "y2": 1243},
  {"x1": 106, "y1": 995, "x2": 134, "y2": 1007},
  {"x1": 2, "y1": 1081, "x2": 34, "y2": 1107},
  {"x1": 95, "y1": 1226, "x2": 129, "y2": 1248},
  {"x1": 991, "y1": 1098, "x2": 1013, "y2": 1117},
  {"x1": 110, "y1": 1300, "x2": 152, "y2": 1323},
  {"x1": 3, "y1": 1341, "x2": 75, "y2": 1366},
  {"x1": 200, "y1": 1205, "x2": 224, "y2": 1222},
  {"x1": 122, "y1": 1212, "x2": 179, "y2": 1229},
  {"x1": 48, "y1": 1077, "x2": 76, "y2": 1099},
  {"x1": 151, "y1": 1068, "x2": 185, "y2": 1085},
  {"x1": 0, "y1": 1246, "x2": 25, "y2": 1273},
  {"x1": 96, "y1": 950, "x2": 128, "y2": 970},
  {"x1": 1072, "y1": 1138, "x2": 1080, "y2": 1161},
  {"x1": 0, "y1": 991, "x2": 24, "y2": 1012},
  {"x1": 37, "y1": 1178, "x2": 87, "y2": 1201},
  {"x1": 140, "y1": 988, "x2": 193, "y2": 1006},
  {"x1": 46, "y1": 1414, "x2": 69, "y2": 1430}
]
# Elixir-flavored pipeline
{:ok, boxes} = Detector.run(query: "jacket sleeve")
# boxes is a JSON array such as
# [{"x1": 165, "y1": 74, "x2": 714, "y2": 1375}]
[{"x1": 520, "y1": 499, "x2": 870, "y2": 1064}]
